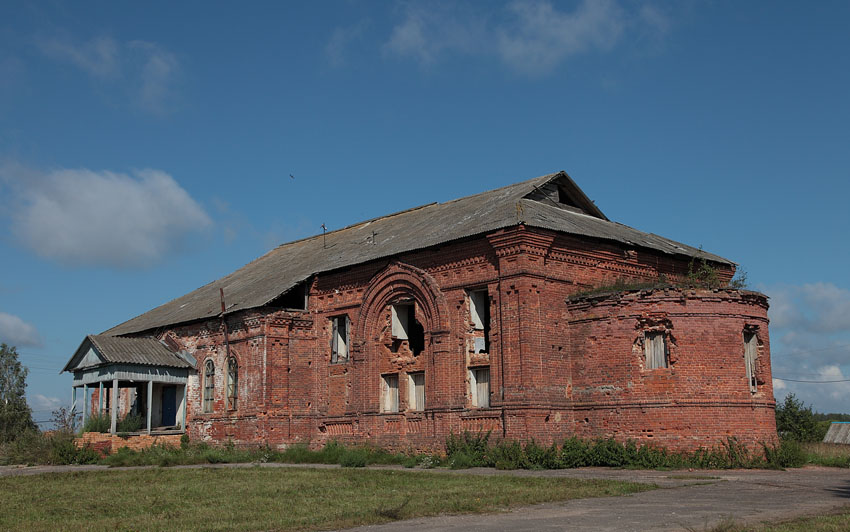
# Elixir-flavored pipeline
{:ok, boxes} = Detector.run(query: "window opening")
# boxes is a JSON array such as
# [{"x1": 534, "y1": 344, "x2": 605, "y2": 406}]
[
  {"x1": 644, "y1": 332, "x2": 668, "y2": 369},
  {"x1": 468, "y1": 289, "x2": 490, "y2": 353},
  {"x1": 470, "y1": 367, "x2": 490, "y2": 408},
  {"x1": 391, "y1": 303, "x2": 424, "y2": 355},
  {"x1": 382, "y1": 374, "x2": 399, "y2": 412},
  {"x1": 203, "y1": 359, "x2": 215, "y2": 413},
  {"x1": 331, "y1": 315, "x2": 350, "y2": 363},
  {"x1": 226, "y1": 357, "x2": 238, "y2": 410},
  {"x1": 744, "y1": 331, "x2": 758, "y2": 393},
  {"x1": 270, "y1": 281, "x2": 309, "y2": 310},
  {"x1": 408, "y1": 372, "x2": 425, "y2": 411}
]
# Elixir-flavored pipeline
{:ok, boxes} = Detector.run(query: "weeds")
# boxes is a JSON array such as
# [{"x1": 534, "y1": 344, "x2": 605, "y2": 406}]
[
  {"x1": 443, "y1": 432, "x2": 809, "y2": 471},
  {"x1": 81, "y1": 413, "x2": 111, "y2": 434}
]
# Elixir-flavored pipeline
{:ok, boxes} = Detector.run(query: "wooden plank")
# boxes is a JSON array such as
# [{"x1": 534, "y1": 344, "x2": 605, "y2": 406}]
[{"x1": 110, "y1": 378, "x2": 118, "y2": 434}]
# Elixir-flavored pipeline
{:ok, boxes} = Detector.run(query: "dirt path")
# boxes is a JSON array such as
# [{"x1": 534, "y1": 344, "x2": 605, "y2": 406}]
[{"x1": 2, "y1": 463, "x2": 848, "y2": 530}]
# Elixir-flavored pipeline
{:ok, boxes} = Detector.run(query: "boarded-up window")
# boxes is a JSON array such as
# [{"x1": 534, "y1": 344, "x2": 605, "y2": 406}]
[
  {"x1": 390, "y1": 303, "x2": 425, "y2": 355},
  {"x1": 469, "y1": 290, "x2": 487, "y2": 330},
  {"x1": 226, "y1": 357, "x2": 238, "y2": 410},
  {"x1": 470, "y1": 367, "x2": 490, "y2": 408},
  {"x1": 331, "y1": 315, "x2": 349, "y2": 363},
  {"x1": 468, "y1": 289, "x2": 490, "y2": 354},
  {"x1": 644, "y1": 332, "x2": 668, "y2": 369},
  {"x1": 408, "y1": 372, "x2": 425, "y2": 411},
  {"x1": 391, "y1": 304, "x2": 410, "y2": 340},
  {"x1": 203, "y1": 359, "x2": 215, "y2": 413},
  {"x1": 382, "y1": 374, "x2": 399, "y2": 413},
  {"x1": 744, "y1": 332, "x2": 758, "y2": 393}
]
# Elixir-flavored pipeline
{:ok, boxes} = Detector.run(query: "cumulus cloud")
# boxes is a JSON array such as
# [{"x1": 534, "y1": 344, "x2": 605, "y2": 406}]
[
  {"x1": 767, "y1": 282, "x2": 850, "y2": 413},
  {"x1": 383, "y1": 5, "x2": 485, "y2": 65},
  {"x1": 28, "y1": 394, "x2": 62, "y2": 414},
  {"x1": 0, "y1": 312, "x2": 42, "y2": 347},
  {"x1": 1, "y1": 165, "x2": 211, "y2": 268},
  {"x1": 498, "y1": 0, "x2": 625, "y2": 74},
  {"x1": 379, "y1": 0, "x2": 666, "y2": 74},
  {"x1": 770, "y1": 283, "x2": 850, "y2": 334},
  {"x1": 37, "y1": 35, "x2": 180, "y2": 113}
]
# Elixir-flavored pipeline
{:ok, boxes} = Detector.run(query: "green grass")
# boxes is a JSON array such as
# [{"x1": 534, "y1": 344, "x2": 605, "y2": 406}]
[
  {"x1": 801, "y1": 442, "x2": 850, "y2": 468},
  {"x1": 0, "y1": 467, "x2": 654, "y2": 531},
  {"x1": 704, "y1": 506, "x2": 850, "y2": 531},
  {"x1": 100, "y1": 440, "x2": 424, "y2": 468}
]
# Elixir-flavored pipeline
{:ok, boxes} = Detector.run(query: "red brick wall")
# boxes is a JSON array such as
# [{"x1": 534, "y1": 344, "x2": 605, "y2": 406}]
[
  {"x1": 566, "y1": 288, "x2": 775, "y2": 450},
  {"x1": 144, "y1": 225, "x2": 772, "y2": 453}
]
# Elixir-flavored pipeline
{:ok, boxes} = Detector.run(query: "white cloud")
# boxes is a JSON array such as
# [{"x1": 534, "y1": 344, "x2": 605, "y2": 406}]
[
  {"x1": 380, "y1": 0, "x2": 662, "y2": 75},
  {"x1": 767, "y1": 282, "x2": 850, "y2": 413},
  {"x1": 38, "y1": 36, "x2": 120, "y2": 78},
  {"x1": 382, "y1": 5, "x2": 485, "y2": 65},
  {"x1": 327, "y1": 22, "x2": 369, "y2": 67},
  {"x1": 0, "y1": 312, "x2": 42, "y2": 347},
  {"x1": 769, "y1": 283, "x2": 850, "y2": 334},
  {"x1": 1, "y1": 165, "x2": 211, "y2": 268},
  {"x1": 128, "y1": 41, "x2": 180, "y2": 114},
  {"x1": 498, "y1": 0, "x2": 625, "y2": 75},
  {"x1": 28, "y1": 394, "x2": 62, "y2": 414},
  {"x1": 37, "y1": 35, "x2": 180, "y2": 113}
]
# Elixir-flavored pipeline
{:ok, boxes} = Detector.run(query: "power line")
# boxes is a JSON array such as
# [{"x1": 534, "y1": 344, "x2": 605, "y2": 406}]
[{"x1": 773, "y1": 377, "x2": 850, "y2": 383}]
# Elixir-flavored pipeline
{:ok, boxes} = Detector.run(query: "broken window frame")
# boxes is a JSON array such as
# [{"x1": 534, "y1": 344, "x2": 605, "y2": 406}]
[
  {"x1": 744, "y1": 331, "x2": 758, "y2": 393},
  {"x1": 390, "y1": 302, "x2": 425, "y2": 356},
  {"x1": 644, "y1": 331, "x2": 668, "y2": 370},
  {"x1": 381, "y1": 374, "x2": 399, "y2": 413},
  {"x1": 330, "y1": 315, "x2": 350, "y2": 363},
  {"x1": 408, "y1": 372, "x2": 425, "y2": 411},
  {"x1": 468, "y1": 289, "x2": 490, "y2": 354},
  {"x1": 469, "y1": 367, "x2": 490, "y2": 408},
  {"x1": 226, "y1": 357, "x2": 238, "y2": 410},
  {"x1": 203, "y1": 359, "x2": 215, "y2": 413}
]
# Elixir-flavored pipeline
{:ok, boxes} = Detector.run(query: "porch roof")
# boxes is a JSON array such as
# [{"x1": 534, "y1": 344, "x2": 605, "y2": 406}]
[{"x1": 62, "y1": 334, "x2": 193, "y2": 373}]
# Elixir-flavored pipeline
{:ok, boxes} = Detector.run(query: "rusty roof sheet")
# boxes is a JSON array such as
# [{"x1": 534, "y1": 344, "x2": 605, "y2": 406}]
[{"x1": 105, "y1": 171, "x2": 732, "y2": 336}]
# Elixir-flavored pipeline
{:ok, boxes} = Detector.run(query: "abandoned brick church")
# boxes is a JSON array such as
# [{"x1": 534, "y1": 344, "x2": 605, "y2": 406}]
[{"x1": 62, "y1": 171, "x2": 776, "y2": 451}]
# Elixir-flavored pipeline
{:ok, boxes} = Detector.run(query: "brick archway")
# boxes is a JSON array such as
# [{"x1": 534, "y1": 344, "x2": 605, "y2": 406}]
[{"x1": 354, "y1": 261, "x2": 449, "y2": 343}]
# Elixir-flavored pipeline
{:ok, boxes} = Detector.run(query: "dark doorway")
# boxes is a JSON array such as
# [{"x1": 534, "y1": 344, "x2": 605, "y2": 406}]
[{"x1": 161, "y1": 385, "x2": 177, "y2": 426}]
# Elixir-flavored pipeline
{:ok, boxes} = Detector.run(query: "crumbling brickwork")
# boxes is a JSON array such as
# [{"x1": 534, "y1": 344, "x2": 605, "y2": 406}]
[{"x1": 143, "y1": 224, "x2": 773, "y2": 453}]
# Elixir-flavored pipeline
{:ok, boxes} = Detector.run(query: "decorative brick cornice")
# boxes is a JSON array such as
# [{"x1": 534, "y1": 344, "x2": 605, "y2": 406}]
[{"x1": 487, "y1": 226, "x2": 555, "y2": 258}]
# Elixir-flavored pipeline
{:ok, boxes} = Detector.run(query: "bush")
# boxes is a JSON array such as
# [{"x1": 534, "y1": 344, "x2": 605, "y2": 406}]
[
  {"x1": 775, "y1": 394, "x2": 825, "y2": 442},
  {"x1": 82, "y1": 413, "x2": 111, "y2": 434},
  {"x1": 116, "y1": 414, "x2": 144, "y2": 433},
  {"x1": 763, "y1": 439, "x2": 806, "y2": 469},
  {"x1": 490, "y1": 440, "x2": 524, "y2": 470},
  {"x1": 588, "y1": 438, "x2": 628, "y2": 467},
  {"x1": 560, "y1": 437, "x2": 590, "y2": 468},
  {"x1": 445, "y1": 431, "x2": 491, "y2": 467}
]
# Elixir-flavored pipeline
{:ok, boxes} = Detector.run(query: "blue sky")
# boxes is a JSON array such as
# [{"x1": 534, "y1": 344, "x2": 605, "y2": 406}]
[{"x1": 1, "y1": 1, "x2": 848, "y2": 423}]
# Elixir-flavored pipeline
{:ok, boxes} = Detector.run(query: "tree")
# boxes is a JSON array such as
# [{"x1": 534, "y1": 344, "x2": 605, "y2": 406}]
[
  {"x1": 0, "y1": 343, "x2": 36, "y2": 442},
  {"x1": 775, "y1": 393, "x2": 825, "y2": 442}
]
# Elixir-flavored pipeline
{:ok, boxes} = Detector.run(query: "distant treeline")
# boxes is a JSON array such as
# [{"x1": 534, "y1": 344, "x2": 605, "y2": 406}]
[{"x1": 813, "y1": 413, "x2": 850, "y2": 422}]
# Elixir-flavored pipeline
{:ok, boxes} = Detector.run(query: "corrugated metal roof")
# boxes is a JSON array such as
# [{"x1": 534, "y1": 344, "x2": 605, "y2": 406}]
[
  {"x1": 823, "y1": 422, "x2": 850, "y2": 444},
  {"x1": 62, "y1": 335, "x2": 192, "y2": 372},
  {"x1": 105, "y1": 171, "x2": 733, "y2": 336}
]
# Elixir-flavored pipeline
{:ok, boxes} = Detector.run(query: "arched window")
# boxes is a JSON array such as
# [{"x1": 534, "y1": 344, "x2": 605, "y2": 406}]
[
  {"x1": 203, "y1": 359, "x2": 215, "y2": 413},
  {"x1": 226, "y1": 357, "x2": 238, "y2": 410}
]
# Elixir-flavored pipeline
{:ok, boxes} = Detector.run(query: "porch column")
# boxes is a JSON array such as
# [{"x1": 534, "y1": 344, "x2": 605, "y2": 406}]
[
  {"x1": 81, "y1": 384, "x2": 88, "y2": 428},
  {"x1": 146, "y1": 380, "x2": 153, "y2": 434},
  {"x1": 98, "y1": 382, "x2": 103, "y2": 414},
  {"x1": 71, "y1": 386, "x2": 77, "y2": 431},
  {"x1": 181, "y1": 384, "x2": 187, "y2": 431},
  {"x1": 110, "y1": 378, "x2": 118, "y2": 434}
]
